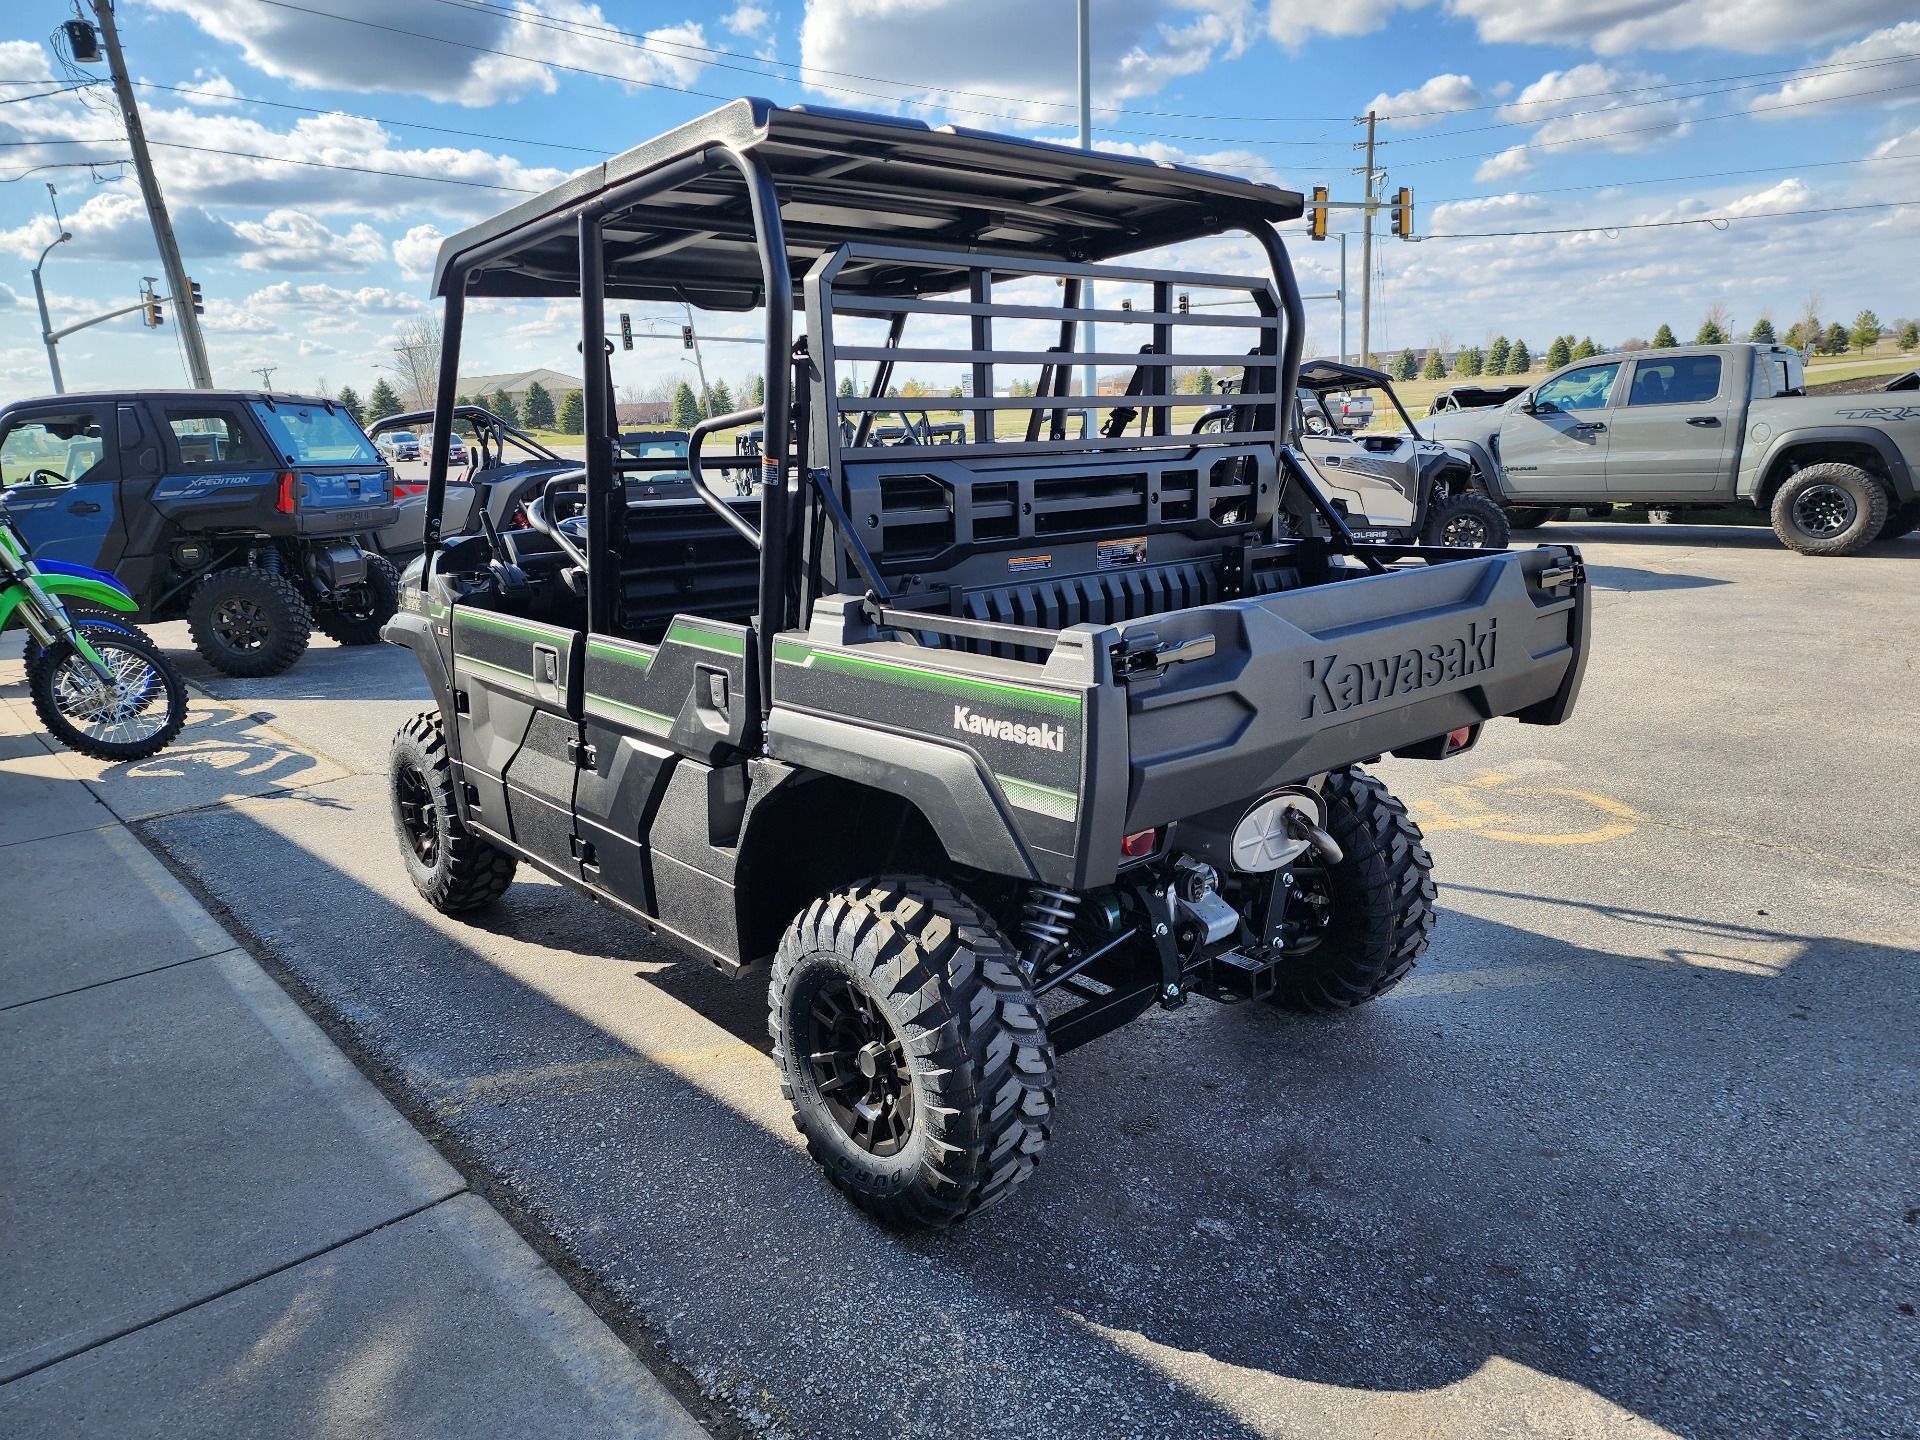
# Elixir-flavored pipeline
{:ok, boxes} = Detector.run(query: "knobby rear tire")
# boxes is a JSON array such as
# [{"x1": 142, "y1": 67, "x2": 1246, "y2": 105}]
[{"x1": 389, "y1": 710, "x2": 517, "y2": 913}]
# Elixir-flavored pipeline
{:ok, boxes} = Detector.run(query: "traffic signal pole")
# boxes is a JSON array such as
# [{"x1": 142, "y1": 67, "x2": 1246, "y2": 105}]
[
  {"x1": 91, "y1": 0, "x2": 214, "y2": 388},
  {"x1": 1357, "y1": 110, "x2": 1377, "y2": 370}
]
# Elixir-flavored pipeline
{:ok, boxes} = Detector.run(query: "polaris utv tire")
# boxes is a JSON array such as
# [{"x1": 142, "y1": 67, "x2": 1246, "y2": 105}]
[
  {"x1": 1268, "y1": 767, "x2": 1436, "y2": 1015},
  {"x1": 314, "y1": 552, "x2": 401, "y2": 646},
  {"x1": 769, "y1": 875, "x2": 1055, "y2": 1227},
  {"x1": 1876, "y1": 497, "x2": 1920, "y2": 542},
  {"x1": 1423, "y1": 492, "x2": 1511, "y2": 549},
  {"x1": 1770, "y1": 463, "x2": 1889, "y2": 557},
  {"x1": 1501, "y1": 505, "x2": 1556, "y2": 530},
  {"x1": 389, "y1": 711, "x2": 517, "y2": 913},
  {"x1": 188, "y1": 567, "x2": 312, "y2": 676}
]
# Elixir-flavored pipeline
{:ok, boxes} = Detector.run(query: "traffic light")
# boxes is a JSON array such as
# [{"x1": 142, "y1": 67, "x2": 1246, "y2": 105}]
[
  {"x1": 62, "y1": 20, "x2": 101, "y2": 63},
  {"x1": 1120, "y1": 298, "x2": 1132, "y2": 311},
  {"x1": 188, "y1": 279, "x2": 204, "y2": 315},
  {"x1": 619, "y1": 312, "x2": 632, "y2": 350},
  {"x1": 681, "y1": 323, "x2": 694, "y2": 350},
  {"x1": 1391, "y1": 186, "x2": 1413, "y2": 239},
  {"x1": 140, "y1": 282, "x2": 163, "y2": 329},
  {"x1": 1176, "y1": 292, "x2": 1189, "y2": 314},
  {"x1": 1310, "y1": 185, "x2": 1328, "y2": 242}
]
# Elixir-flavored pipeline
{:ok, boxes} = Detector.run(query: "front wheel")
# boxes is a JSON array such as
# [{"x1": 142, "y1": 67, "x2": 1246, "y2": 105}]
[
  {"x1": 1423, "y1": 492, "x2": 1511, "y2": 549},
  {"x1": 313, "y1": 552, "x2": 400, "y2": 646},
  {"x1": 1770, "y1": 463, "x2": 1889, "y2": 557},
  {"x1": 1501, "y1": 505, "x2": 1557, "y2": 530},
  {"x1": 22, "y1": 603, "x2": 152, "y2": 690},
  {"x1": 188, "y1": 566, "x2": 312, "y2": 676},
  {"x1": 769, "y1": 876, "x2": 1056, "y2": 1227},
  {"x1": 1267, "y1": 767, "x2": 1437, "y2": 1014},
  {"x1": 29, "y1": 626, "x2": 188, "y2": 761},
  {"x1": 389, "y1": 711, "x2": 517, "y2": 913}
]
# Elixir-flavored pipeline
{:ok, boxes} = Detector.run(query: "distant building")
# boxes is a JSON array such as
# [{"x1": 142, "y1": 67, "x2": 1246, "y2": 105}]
[{"x1": 456, "y1": 368, "x2": 584, "y2": 410}]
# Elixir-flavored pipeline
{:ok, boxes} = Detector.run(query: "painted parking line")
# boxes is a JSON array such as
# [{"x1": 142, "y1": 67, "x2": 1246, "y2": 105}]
[{"x1": 1410, "y1": 770, "x2": 1641, "y2": 846}]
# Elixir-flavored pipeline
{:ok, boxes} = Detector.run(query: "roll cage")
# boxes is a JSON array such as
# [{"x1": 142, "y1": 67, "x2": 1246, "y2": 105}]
[{"x1": 417, "y1": 97, "x2": 1313, "y2": 726}]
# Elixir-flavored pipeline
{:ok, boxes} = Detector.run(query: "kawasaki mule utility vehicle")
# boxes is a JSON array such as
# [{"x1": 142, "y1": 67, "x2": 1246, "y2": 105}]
[
  {"x1": 0, "y1": 392, "x2": 400, "y2": 676},
  {"x1": 382, "y1": 100, "x2": 1590, "y2": 1226}
]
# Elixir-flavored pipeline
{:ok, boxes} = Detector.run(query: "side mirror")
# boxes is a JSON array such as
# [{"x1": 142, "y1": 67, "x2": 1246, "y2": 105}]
[{"x1": 436, "y1": 533, "x2": 492, "y2": 574}]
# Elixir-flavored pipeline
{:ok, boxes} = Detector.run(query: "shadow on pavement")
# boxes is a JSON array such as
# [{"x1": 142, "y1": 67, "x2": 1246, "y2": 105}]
[
  {"x1": 138, "y1": 785, "x2": 1919, "y2": 1439},
  {"x1": 1583, "y1": 564, "x2": 1728, "y2": 593}
]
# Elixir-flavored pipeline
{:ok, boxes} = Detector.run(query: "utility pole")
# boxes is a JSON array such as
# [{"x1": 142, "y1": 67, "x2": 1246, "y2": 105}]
[
  {"x1": 1356, "y1": 110, "x2": 1377, "y2": 370},
  {"x1": 680, "y1": 302, "x2": 712, "y2": 416},
  {"x1": 1077, "y1": 0, "x2": 1097, "y2": 439},
  {"x1": 252, "y1": 364, "x2": 278, "y2": 391},
  {"x1": 89, "y1": 0, "x2": 215, "y2": 388}
]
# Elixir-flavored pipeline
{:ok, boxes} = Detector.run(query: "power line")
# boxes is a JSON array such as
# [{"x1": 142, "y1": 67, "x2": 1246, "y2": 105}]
[
  {"x1": 3, "y1": 135, "x2": 542, "y2": 191},
  {"x1": 1425, "y1": 150, "x2": 1920, "y2": 205},
  {"x1": 1423, "y1": 196, "x2": 1920, "y2": 239}
]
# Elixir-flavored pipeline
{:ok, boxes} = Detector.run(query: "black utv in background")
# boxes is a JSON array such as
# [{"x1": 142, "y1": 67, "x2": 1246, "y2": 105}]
[{"x1": 0, "y1": 391, "x2": 400, "y2": 675}]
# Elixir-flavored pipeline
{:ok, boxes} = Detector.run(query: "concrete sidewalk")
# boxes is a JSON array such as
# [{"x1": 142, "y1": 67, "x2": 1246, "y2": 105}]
[{"x1": 0, "y1": 654, "x2": 707, "y2": 1438}]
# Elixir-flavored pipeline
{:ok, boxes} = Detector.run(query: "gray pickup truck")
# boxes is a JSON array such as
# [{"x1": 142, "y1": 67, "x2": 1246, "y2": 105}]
[{"x1": 1424, "y1": 343, "x2": 1920, "y2": 555}]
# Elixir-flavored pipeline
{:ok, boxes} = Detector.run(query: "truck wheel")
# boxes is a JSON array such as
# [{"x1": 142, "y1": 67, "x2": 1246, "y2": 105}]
[
  {"x1": 188, "y1": 567, "x2": 312, "y2": 676},
  {"x1": 1501, "y1": 505, "x2": 1556, "y2": 530},
  {"x1": 1770, "y1": 463, "x2": 1889, "y2": 557},
  {"x1": 314, "y1": 552, "x2": 400, "y2": 646},
  {"x1": 1423, "y1": 492, "x2": 1510, "y2": 549},
  {"x1": 769, "y1": 876, "x2": 1055, "y2": 1227},
  {"x1": 1876, "y1": 498, "x2": 1920, "y2": 542},
  {"x1": 389, "y1": 711, "x2": 516, "y2": 912},
  {"x1": 1268, "y1": 767, "x2": 1436, "y2": 1014}
]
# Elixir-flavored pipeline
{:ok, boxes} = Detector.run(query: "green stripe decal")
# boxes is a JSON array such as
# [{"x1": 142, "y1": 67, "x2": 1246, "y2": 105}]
[
  {"x1": 666, "y1": 621, "x2": 745, "y2": 656},
  {"x1": 774, "y1": 640, "x2": 1082, "y2": 716},
  {"x1": 457, "y1": 609, "x2": 569, "y2": 644},
  {"x1": 996, "y1": 774, "x2": 1079, "y2": 822},
  {"x1": 586, "y1": 639, "x2": 655, "y2": 671},
  {"x1": 458, "y1": 654, "x2": 536, "y2": 690},
  {"x1": 587, "y1": 692, "x2": 674, "y2": 735}
]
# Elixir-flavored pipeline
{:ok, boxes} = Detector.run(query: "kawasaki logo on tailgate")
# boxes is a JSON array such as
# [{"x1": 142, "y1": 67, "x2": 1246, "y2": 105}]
[
  {"x1": 953, "y1": 706, "x2": 1067, "y2": 752},
  {"x1": 1305, "y1": 619, "x2": 1497, "y2": 718}
]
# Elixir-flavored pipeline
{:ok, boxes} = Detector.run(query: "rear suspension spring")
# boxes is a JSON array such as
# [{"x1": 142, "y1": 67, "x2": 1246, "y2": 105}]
[{"x1": 1020, "y1": 884, "x2": 1081, "y2": 964}]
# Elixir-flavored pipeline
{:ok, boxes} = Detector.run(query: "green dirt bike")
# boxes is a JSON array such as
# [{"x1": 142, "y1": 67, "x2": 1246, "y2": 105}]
[{"x1": 0, "y1": 504, "x2": 187, "y2": 760}]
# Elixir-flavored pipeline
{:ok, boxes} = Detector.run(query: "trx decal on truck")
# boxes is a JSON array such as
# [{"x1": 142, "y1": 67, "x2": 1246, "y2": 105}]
[
  {"x1": 953, "y1": 706, "x2": 1068, "y2": 753},
  {"x1": 1305, "y1": 618, "x2": 1498, "y2": 719}
]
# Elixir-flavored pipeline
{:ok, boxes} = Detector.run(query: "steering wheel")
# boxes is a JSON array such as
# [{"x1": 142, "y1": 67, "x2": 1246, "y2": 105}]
[
  {"x1": 523, "y1": 471, "x2": 590, "y2": 573},
  {"x1": 26, "y1": 468, "x2": 70, "y2": 487}
]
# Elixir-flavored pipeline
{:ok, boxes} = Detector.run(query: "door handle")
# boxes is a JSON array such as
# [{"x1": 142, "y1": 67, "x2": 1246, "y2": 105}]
[
  {"x1": 1573, "y1": 422, "x2": 1606, "y2": 434},
  {"x1": 1686, "y1": 416, "x2": 1720, "y2": 427},
  {"x1": 67, "y1": 500, "x2": 101, "y2": 514}
]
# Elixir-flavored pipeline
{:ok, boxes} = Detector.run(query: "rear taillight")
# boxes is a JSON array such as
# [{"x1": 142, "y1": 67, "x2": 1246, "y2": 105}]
[
  {"x1": 1120, "y1": 828, "x2": 1158, "y2": 859},
  {"x1": 393, "y1": 482, "x2": 427, "y2": 498},
  {"x1": 273, "y1": 470, "x2": 297, "y2": 513}
]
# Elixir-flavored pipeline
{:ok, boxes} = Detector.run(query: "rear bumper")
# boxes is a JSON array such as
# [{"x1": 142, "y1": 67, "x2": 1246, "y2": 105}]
[{"x1": 294, "y1": 503, "x2": 397, "y2": 535}]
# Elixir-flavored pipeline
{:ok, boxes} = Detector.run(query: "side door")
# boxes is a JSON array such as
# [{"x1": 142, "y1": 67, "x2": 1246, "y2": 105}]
[
  {"x1": 1493, "y1": 361, "x2": 1624, "y2": 501},
  {"x1": 1604, "y1": 353, "x2": 1734, "y2": 498},
  {"x1": 150, "y1": 399, "x2": 281, "y2": 531},
  {"x1": 0, "y1": 403, "x2": 121, "y2": 567},
  {"x1": 449, "y1": 605, "x2": 585, "y2": 878}
]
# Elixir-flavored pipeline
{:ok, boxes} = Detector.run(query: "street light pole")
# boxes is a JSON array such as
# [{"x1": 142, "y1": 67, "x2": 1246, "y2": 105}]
[
  {"x1": 32, "y1": 231, "x2": 73, "y2": 393},
  {"x1": 1077, "y1": 0, "x2": 1096, "y2": 438}
]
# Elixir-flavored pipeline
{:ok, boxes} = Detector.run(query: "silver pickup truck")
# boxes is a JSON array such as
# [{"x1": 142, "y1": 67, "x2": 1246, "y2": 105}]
[{"x1": 1424, "y1": 343, "x2": 1920, "y2": 555}]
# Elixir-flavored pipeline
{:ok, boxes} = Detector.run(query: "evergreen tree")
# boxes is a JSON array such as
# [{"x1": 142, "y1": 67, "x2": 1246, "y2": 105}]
[
  {"x1": 367, "y1": 378, "x2": 403, "y2": 422},
  {"x1": 671, "y1": 381, "x2": 701, "y2": 429},
  {"x1": 335, "y1": 385, "x2": 364, "y2": 427},
  {"x1": 455, "y1": 393, "x2": 471, "y2": 408},
  {"x1": 1487, "y1": 335, "x2": 1510, "y2": 373},
  {"x1": 520, "y1": 380, "x2": 557, "y2": 430},
  {"x1": 489, "y1": 388, "x2": 519, "y2": 426},
  {"x1": 1652, "y1": 323, "x2": 1677, "y2": 349},
  {"x1": 1821, "y1": 321, "x2": 1849, "y2": 356},
  {"x1": 1695, "y1": 316, "x2": 1729, "y2": 345},
  {"x1": 708, "y1": 378, "x2": 734, "y2": 414},
  {"x1": 1392, "y1": 348, "x2": 1418, "y2": 381},
  {"x1": 1783, "y1": 321, "x2": 1807, "y2": 349},
  {"x1": 1849, "y1": 309, "x2": 1881, "y2": 355},
  {"x1": 1193, "y1": 366, "x2": 1215, "y2": 395},
  {"x1": 1545, "y1": 335, "x2": 1572, "y2": 369},
  {"x1": 747, "y1": 375, "x2": 765, "y2": 406},
  {"x1": 836, "y1": 376, "x2": 856, "y2": 399},
  {"x1": 558, "y1": 389, "x2": 585, "y2": 435},
  {"x1": 1747, "y1": 316, "x2": 1776, "y2": 345},
  {"x1": 1422, "y1": 346, "x2": 1447, "y2": 380},
  {"x1": 1457, "y1": 346, "x2": 1482, "y2": 377},
  {"x1": 1571, "y1": 336, "x2": 1598, "y2": 361},
  {"x1": 1507, "y1": 339, "x2": 1531, "y2": 374},
  {"x1": 1899, "y1": 320, "x2": 1920, "y2": 352}
]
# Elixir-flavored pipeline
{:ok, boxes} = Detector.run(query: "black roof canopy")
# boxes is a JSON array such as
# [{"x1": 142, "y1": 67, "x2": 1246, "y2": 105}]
[{"x1": 435, "y1": 98, "x2": 1304, "y2": 310}]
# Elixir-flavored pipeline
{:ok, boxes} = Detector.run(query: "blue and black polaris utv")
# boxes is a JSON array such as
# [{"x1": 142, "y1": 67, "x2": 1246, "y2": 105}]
[{"x1": 0, "y1": 390, "x2": 399, "y2": 676}]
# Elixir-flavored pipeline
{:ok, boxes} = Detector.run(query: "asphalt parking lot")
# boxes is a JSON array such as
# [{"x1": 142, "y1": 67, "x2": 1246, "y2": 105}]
[{"x1": 77, "y1": 520, "x2": 1920, "y2": 1439}]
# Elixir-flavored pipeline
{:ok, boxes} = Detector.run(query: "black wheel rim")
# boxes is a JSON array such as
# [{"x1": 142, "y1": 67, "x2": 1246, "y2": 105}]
[
  {"x1": 805, "y1": 976, "x2": 914, "y2": 1156},
  {"x1": 395, "y1": 762, "x2": 439, "y2": 865},
  {"x1": 213, "y1": 597, "x2": 271, "y2": 651},
  {"x1": 1793, "y1": 483, "x2": 1856, "y2": 538},
  {"x1": 1439, "y1": 514, "x2": 1487, "y2": 547}
]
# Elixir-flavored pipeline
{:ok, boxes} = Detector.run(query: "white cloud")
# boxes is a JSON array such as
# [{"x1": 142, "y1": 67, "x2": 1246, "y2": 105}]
[
  {"x1": 1753, "y1": 22, "x2": 1920, "y2": 112},
  {"x1": 725, "y1": 4, "x2": 771, "y2": 35},
  {"x1": 230, "y1": 211, "x2": 390, "y2": 272},
  {"x1": 393, "y1": 225, "x2": 446, "y2": 281},
  {"x1": 1469, "y1": 64, "x2": 1696, "y2": 182},
  {"x1": 1367, "y1": 73, "x2": 1485, "y2": 129},
  {"x1": 1268, "y1": 0, "x2": 1427, "y2": 50},
  {"x1": 1444, "y1": 0, "x2": 1915, "y2": 56}
]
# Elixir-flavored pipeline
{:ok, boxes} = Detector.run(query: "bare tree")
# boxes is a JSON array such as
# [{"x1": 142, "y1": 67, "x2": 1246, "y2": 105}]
[{"x1": 386, "y1": 314, "x2": 445, "y2": 410}]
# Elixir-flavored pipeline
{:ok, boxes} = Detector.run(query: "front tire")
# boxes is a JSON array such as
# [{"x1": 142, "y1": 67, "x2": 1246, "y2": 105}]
[
  {"x1": 1268, "y1": 767, "x2": 1437, "y2": 1014},
  {"x1": 389, "y1": 711, "x2": 517, "y2": 913},
  {"x1": 1501, "y1": 505, "x2": 1556, "y2": 530},
  {"x1": 1770, "y1": 463, "x2": 1889, "y2": 557},
  {"x1": 22, "y1": 604, "x2": 153, "y2": 690},
  {"x1": 313, "y1": 552, "x2": 400, "y2": 646},
  {"x1": 188, "y1": 567, "x2": 312, "y2": 676},
  {"x1": 29, "y1": 626, "x2": 188, "y2": 761},
  {"x1": 1876, "y1": 497, "x2": 1920, "y2": 542},
  {"x1": 769, "y1": 876, "x2": 1055, "y2": 1227},
  {"x1": 1423, "y1": 492, "x2": 1511, "y2": 549}
]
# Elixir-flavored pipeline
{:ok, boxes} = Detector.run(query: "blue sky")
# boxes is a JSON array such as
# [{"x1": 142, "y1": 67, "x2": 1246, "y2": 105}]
[{"x1": 1, "y1": 0, "x2": 1915, "y2": 404}]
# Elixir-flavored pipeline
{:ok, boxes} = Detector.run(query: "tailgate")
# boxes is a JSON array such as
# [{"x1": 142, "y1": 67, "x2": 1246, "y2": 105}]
[
  {"x1": 295, "y1": 466, "x2": 397, "y2": 532},
  {"x1": 1118, "y1": 546, "x2": 1586, "y2": 829}
]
